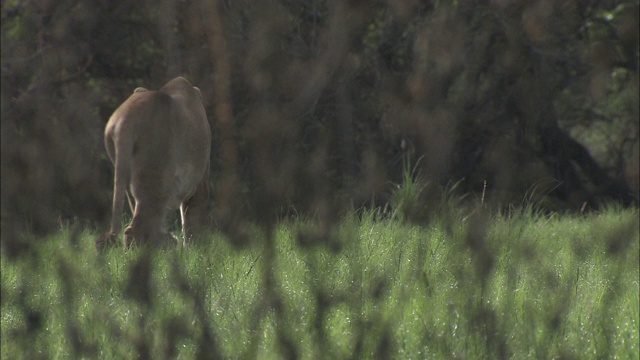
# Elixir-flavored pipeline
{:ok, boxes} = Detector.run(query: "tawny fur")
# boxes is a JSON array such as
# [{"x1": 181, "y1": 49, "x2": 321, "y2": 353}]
[{"x1": 96, "y1": 77, "x2": 211, "y2": 251}]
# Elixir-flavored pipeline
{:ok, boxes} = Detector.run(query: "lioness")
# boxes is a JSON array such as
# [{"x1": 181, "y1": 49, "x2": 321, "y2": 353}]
[{"x1": 96, "y1": 77, "x2": 211, "y2": 250}]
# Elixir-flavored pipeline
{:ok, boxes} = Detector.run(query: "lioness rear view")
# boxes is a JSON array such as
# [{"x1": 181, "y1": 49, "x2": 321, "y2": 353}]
[{"x1": 96, "y1": 77, "x2": 211, "y2": 250}]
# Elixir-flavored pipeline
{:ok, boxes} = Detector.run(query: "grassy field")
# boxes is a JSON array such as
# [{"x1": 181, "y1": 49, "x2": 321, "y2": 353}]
[{"x1": 2, "y1": 206, "x2": 638, "y2": 359}]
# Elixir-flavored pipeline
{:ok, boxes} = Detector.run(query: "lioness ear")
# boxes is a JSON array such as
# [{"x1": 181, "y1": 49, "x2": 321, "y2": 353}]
[
  {"x1": 193, "y1": 87, "x2": 203, "y2": 100},
  {"x1": 133, "y1": 87, "x2": 148, "y2": 93}
]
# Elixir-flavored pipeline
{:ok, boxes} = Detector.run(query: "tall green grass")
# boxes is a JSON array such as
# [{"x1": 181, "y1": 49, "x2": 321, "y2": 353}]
[{"x1": 2, "y1": 203, "x2": 638, "y2": 359}]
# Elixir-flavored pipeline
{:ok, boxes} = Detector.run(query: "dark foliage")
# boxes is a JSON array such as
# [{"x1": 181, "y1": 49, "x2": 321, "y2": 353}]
[{"x1": 2, "y1": 1, "x2": 637, "y2": 247}]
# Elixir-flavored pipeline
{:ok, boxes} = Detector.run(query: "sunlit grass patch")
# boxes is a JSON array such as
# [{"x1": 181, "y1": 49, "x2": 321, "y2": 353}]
[{"x1": 2, "y1": 206, "x2": 638, "y2": 359}]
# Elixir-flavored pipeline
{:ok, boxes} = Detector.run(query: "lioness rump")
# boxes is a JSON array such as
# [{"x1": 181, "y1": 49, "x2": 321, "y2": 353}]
[{"x1": 97, "y1": 77, "x2": 211, "y2": 250}]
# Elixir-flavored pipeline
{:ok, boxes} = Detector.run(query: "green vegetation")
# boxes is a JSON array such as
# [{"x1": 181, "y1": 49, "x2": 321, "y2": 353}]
[{"x1": 2, "y1": 206, "x2": 638, "y2": 359}]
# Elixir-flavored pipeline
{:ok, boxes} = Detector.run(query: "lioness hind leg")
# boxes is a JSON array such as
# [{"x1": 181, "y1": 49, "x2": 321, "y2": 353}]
[{"x1": 181, "y1": 177, "x2": 210, "y2": 244}]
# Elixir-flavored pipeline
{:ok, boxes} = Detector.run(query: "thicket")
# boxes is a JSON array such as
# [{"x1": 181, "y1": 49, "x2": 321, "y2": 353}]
[{"x1": 2, "y1": 1, "x2": 639, "y2": 247}]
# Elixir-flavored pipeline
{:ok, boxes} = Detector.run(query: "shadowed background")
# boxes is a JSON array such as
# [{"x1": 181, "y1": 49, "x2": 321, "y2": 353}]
[{"x1": 2, "y1": 1, "x2": 638, "y2": 252}]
